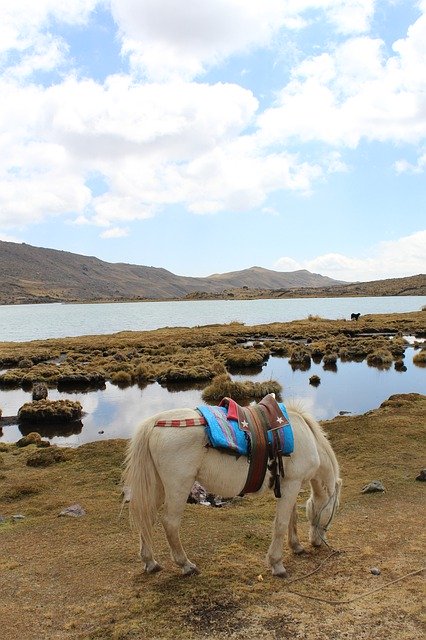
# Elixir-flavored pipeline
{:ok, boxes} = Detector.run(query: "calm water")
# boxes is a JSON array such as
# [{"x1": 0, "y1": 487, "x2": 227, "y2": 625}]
[
  {"x1": 0, "y1": 296, "x2": 425, "y2": 342},
  {"x1": 0, "y1": 350, "x2": 424, "y2": 446},
  {"x1": 0, "y1": 296, "x2": 424, "y2": 445}
]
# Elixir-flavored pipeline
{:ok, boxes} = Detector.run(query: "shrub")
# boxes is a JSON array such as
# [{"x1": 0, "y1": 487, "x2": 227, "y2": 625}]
[{"x1": 309, "y1": 375, "x2": 321, "y2": 386}]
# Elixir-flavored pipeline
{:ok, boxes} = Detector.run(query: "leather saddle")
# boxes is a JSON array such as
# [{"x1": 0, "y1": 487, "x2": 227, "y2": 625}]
[{"x1": 219, "y1": 394, "x2": 290, "y2": 497}]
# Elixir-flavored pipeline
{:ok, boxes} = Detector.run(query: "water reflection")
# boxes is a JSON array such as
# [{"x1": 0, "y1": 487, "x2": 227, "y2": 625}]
[{"x1": 0, "y1": 352, "x2": 424, "y2": 446}]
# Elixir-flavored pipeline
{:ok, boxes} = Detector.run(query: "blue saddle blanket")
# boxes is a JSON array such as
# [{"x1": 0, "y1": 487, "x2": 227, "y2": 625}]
[{"x1": 197, "y1": 402, "x2": 294, "y2": 457}]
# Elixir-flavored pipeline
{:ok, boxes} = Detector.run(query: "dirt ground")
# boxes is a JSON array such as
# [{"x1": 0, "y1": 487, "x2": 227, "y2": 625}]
[{"x1": 0, "y1": 393, "x2": 425, "y2": 640}]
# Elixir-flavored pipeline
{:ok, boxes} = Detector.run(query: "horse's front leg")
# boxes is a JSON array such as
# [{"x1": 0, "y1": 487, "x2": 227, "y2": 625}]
[
  {"x1": 267, "y1": 480, "x2": 302, "y2": 577},
  {"x1": 162, "y1": 487, "x2": 199, "y2": 576}
]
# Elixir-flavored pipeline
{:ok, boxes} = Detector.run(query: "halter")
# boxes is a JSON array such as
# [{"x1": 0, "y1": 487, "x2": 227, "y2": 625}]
[{"x1": 312, "y1": 484, "x2": 340, "y2": 547}]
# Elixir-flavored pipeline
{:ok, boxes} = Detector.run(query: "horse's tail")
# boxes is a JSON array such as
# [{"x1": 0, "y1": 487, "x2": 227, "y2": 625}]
[{"x1": 123, "y1": 415, "x2": 161, "y2": 550}]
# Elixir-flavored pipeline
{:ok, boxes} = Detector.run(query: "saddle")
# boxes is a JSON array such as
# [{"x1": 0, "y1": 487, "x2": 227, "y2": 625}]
[{"x1": 218, "y1": 394, "x2": 291, "y2": 498}]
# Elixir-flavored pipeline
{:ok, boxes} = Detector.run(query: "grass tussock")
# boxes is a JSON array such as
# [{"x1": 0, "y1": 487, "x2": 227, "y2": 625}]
[
  {"x1": 413, "y1": 349, "x2": 426, "y2": 366},
  {"x1": 201, "y1": 374, "x2": 282, "y2": 403},
  {"x1": 26, "y1": 446, "x2": 73, "y2": 467},
  {"x1": 18, "y1": 399, "x2": 83, "y2": 424},
  {"x1": 366, "y1": 349, "x2": 394, "y2": 368}
]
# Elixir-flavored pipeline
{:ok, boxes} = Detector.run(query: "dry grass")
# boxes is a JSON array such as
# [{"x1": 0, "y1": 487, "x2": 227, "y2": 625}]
[{"x1": 0, "y1": 393, "x2": 424, "y2": 639}]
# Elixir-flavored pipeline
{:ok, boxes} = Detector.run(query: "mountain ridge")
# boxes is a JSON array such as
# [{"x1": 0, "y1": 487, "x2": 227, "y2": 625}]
[{"x1": 0, "y1": 240, "x2": 424, "y2": 304}]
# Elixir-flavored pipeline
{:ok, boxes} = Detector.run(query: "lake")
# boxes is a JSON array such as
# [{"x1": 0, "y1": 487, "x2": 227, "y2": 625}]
[
  {"x1": 0, "y1": 296, "x2": 425, "y2": 342},
  {"x1": 0, "y1": 296, "x2": 424, "y2": 446}
]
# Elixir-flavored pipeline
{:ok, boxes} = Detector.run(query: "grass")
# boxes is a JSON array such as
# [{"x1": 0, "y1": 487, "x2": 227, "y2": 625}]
[{"x1": 0, "y1": 394, "x2": 424, "y2": 639}]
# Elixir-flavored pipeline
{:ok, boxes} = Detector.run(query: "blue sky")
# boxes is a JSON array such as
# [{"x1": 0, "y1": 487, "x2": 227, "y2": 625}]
[{"x1": 0, "y1": 1, "x2": 425, "y2": 281}]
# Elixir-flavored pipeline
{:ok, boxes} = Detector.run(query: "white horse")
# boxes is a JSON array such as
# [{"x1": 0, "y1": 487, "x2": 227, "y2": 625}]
[{"x1": 123, "y1": 401, "x2": 341, "y2": 577}]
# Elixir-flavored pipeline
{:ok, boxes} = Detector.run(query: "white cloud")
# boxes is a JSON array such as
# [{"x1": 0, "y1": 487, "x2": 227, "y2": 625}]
[
  {"x1": 257, "y1": 9, "x2": 426, "y2": 148},
  {"x1": 111, "y1": 0, "x2": 376, "y2": 81},
  {"x1": 394, "y1": 152, "x2": 426, "y2": 174},
  {"x1": 275, "y1": 230, "x2": 426, "y2": 280},
  {"x1": 0, "y1": 0, "x2": 101, "y2": 78},
  {"x1": 0, "y1": 1, "x2": 424, "y2": 235},
  {"x1": 100, "y1": 226, "x2": 129, "y2": 239}
]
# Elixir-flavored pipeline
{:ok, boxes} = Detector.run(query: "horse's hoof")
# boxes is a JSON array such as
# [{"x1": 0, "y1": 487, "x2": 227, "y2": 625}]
[
  {"x1": 271, "y1": 563, "x2": 287, "y2": 578},
  {"x1": 293, "y1": 546, "x2": 306, "y2": 555},
  {"x1": 272, "y1": 569, "x2": 287, "y2": 578},
  {"x1": 182, "y1": 564, "x2": 199, "y2": 577},
  {"x1": 145, "y1": 561, "x2": 163, "y2": 574}
]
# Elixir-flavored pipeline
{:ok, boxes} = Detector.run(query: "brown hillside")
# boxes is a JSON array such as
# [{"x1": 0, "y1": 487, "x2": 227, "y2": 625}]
[{"x1": 0, "y1": 241, "x2": 342, "y2": 304}]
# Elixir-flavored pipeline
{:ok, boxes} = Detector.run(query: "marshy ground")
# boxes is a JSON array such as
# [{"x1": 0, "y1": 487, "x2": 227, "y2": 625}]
[
  {"x1": 0, "y1": 311, "x2": 424, "y2": 639},
  {"x1": 0, "y1": 311, "x2": 424, "y2": 409}
]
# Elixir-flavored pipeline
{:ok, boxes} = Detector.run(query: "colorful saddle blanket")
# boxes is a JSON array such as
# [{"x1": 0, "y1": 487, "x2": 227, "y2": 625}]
[{"x1": 197, "y1": 401, "x2": 294, "y2": 457}]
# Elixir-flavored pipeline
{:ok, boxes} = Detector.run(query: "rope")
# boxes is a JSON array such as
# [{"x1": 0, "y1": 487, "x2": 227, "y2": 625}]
[
  {"x1": 287, "y1": 567, "x2": 425, "y2": 605},
  {"x1": 287, "y1": 550, "x2": 341, "y2": 583}
]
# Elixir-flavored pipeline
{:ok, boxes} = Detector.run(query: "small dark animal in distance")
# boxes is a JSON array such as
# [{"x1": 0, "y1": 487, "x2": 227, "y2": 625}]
[{"x1": 351, "y1": 313, "x2": 361, "y2": 321}]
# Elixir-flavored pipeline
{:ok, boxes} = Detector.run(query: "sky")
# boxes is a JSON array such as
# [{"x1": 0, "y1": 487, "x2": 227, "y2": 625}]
[{"x1": 0, "y1": 0, "x2": 425, "y2": 282}]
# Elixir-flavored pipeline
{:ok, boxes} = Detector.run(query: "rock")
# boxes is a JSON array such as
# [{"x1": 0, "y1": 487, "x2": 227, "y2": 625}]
[
  {"x1": 361, "y1": 480, "x2": 385, "y2": 493},
  {"x1": 32, "y1": 383, "x2": 48, "y2": 401},
  {"x1": 0, "y1": 515, "x2": 6, "y2": 525},
  {"x1": 415, "y1": 469, "x2": 426, "y2": 482},
  {"x1": 11, "y1": 514, "x2": 26, "y2": 521},
  {"x1": 370, "y1": 567, "x2": 381, "y2": 575},
  {"x1": 59, "y1": 504, "x2": 86, "y2": 518}
]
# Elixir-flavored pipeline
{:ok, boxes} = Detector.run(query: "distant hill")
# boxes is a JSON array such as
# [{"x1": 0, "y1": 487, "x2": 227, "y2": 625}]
[{"x1": 0, "y1": 240, "x2": 423, "y2": 304}]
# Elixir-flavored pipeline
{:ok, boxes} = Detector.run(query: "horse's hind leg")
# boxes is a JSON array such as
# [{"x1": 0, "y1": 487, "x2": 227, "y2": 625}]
[
  {"x1": 288, "y1": 504, "x2": 305, "y2": 555},
  {"x1": 140, "y1": 483, "x2": 164, "y2": 574},
  {"x1": 161, "y1": 485, "x2": 199, "y2": 576},
  {"x1": 267, "y1": 479, "x2": 302, "y2": 577}
]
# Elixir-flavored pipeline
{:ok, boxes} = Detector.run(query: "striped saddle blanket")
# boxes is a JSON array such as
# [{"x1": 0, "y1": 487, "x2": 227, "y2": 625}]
[
  {"x1": 154, "y1": 394, "x2": 294, "y2": 496},
  {"x1": 197, "y1": 399, "x2": 294, "y2": 457}
]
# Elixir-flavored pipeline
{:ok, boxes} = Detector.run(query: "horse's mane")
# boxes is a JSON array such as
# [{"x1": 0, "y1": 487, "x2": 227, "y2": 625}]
[{"x1": 286, "y1": 400, "x2": 341, "y2": 482}]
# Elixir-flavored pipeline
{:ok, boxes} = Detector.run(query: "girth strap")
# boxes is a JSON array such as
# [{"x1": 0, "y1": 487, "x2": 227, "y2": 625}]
[{"x1": 219, "y1": 398, "x2": 271, "y2": 495}]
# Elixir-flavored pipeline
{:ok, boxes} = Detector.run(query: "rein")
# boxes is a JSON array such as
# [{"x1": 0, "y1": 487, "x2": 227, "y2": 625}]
[{"x1": 312, "y1": 485, "x2": 340, "y2": 547}]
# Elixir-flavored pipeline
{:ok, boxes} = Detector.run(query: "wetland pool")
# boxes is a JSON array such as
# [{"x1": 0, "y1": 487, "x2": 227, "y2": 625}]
[{"x1": 0, "y1": 349, "x2": 424, "y2": 446}]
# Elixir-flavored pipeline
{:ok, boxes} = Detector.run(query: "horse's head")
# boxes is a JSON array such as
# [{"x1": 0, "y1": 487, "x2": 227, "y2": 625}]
[{"x1": 306, "y1": 479, "x2": 342, "y2": 546}]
